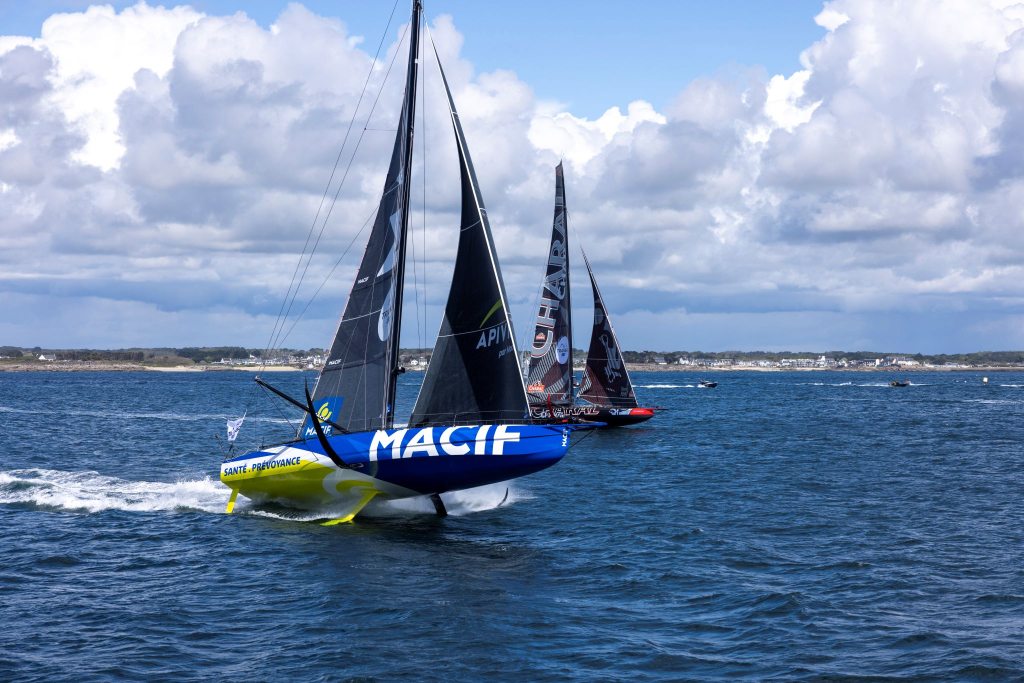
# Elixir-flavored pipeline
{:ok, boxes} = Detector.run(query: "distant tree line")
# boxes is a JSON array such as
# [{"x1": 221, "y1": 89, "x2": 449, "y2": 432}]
[
  {"x1": 56, "y1": 350, "x2": 146, "y2": 362},
  {"x1": 176, "y1": 347, "x2": 251, "y2": 363},
  {"x1": 174, "y1": 347, "x2": 326, "y2": 363},
  {"x1": 621, "y1": 350, "x2": 1024, "y2": 365},
  {"x1": 5, "y1": 344, "x2": 1024, "y2": 367}
]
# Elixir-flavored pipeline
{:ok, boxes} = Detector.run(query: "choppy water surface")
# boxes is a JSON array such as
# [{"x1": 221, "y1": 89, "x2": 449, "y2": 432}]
[{"x1": 1, "y1": 371, "x2": 1022, "y2": 681}]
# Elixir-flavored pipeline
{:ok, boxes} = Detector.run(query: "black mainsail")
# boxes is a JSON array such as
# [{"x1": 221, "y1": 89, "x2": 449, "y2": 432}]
[
  {"x1": 409, "y1": 43, "x2": 528, "y2": 427},
  {"x1": 304, "y1": 1, "x2": 422, "y2": 434},
  {"x1": 525, "y1": 163, "x2": 573, "y2": 406},
  {"x1": 577, "y1": 250, "x2": 638, "y2": 408}
]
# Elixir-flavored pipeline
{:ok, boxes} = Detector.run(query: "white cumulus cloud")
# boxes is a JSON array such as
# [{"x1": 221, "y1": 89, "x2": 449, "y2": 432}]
[{"x1": 2, "y1": 0, "x2": 1024, "y2": 353}]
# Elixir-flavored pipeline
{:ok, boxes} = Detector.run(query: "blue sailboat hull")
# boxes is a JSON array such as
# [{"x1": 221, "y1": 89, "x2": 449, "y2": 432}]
[{"x1": 220, "y1": 424, "x2": 585, "y2": 516}]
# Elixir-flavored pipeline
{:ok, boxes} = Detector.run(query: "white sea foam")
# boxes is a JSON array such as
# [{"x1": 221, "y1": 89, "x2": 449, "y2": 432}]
[
  {"x1": 366, "y1": 482, "x2": 529, "y2": 518},
  {"x1": 0, "y1": 469, "x2": 524, "y2": 521},
  {"x1": 635, "y1": 384, "x2": 687, "y2": 388},
  {"x1": 0, "y1": 468, "x2": 227, "y2": 514}
]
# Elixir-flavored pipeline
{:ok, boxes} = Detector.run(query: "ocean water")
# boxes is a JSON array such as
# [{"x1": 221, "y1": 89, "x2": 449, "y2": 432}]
[{"x1": 1, "y1": 370, "x2": 1022, "y2": 681}]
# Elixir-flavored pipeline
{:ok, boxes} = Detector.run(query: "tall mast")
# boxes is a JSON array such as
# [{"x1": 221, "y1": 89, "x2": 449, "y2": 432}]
[
  {"x1": 383, "y1": 0, "x2": 423, "y2": 428},
  {"x1": 304, "y1": 0, "x2": 424, "y2": 435}
]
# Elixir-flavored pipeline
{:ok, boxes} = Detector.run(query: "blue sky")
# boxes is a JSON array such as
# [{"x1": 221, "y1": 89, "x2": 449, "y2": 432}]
[{"x1": 0, "y1": 0, "x2": 826, "y2": 118}]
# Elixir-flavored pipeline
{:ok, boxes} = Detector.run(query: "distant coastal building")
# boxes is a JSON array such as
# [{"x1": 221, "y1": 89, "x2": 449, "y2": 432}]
[
  {"x1": 883, "y1": 356, "x2": 920, "y2": 367},
  {"x1": 653, "y1": 356, "x2": 668, "y2": 365},
  {"x1": 38, "y1": 354, "x2": 55, "y2": 361}
]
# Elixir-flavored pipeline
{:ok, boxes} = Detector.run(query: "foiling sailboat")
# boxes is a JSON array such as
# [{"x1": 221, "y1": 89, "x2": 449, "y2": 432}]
[
  {"x1": 524, "y1": 164, "x2": 656, "y2": 427},
  {"x1": 219, "y1": 1, "x2": 596, "y2": 523}
]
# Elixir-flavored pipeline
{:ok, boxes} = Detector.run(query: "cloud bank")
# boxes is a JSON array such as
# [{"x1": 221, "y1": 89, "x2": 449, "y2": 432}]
[{"x1": 2, "y1": 0, "x2": 1024, "y2": 352}]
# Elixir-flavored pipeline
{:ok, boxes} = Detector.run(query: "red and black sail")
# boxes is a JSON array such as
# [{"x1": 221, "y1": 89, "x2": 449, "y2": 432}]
[{"x1": 577, "y1": 250, "x2": 638, "y2": 408}]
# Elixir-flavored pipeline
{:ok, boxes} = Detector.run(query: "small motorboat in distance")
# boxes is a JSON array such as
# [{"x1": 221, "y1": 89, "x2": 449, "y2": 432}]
[
  {"x1": 698, "y1": 379, "x2": 718, "y2": 388},
  {"x1": 890, "y1": 381, "x2": 910, "y2": 387}
]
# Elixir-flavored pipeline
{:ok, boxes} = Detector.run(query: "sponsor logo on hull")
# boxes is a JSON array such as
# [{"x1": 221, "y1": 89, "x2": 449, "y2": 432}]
[
  {"x1": 367, "y1": 425, "x2": 521, "y2": 461},
  {"x1": 530, "y1": 405, "x2": 602, "y2": 420},
  {"x1": 220, "y1": 424, "x2": 575, "y2": 509}
]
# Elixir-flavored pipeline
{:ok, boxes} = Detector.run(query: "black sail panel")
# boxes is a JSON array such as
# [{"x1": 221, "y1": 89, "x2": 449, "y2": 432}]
[
  {"x1": 409, "y1": 46, "x2": 528, "y2": 427},
  {"x1": 303, "y1": 2, "x2": 421, "y2": 435},
  {"x1": 526, "y1": 163, "x2": 572, "y2": 406},
  {"x1": 577, "y1": 251, "x2": 638, "y2": 408}
]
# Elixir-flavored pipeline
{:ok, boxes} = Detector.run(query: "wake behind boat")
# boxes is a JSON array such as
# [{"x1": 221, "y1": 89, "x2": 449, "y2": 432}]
[
  {"x1": 524, "y1": 164, "x2": 657, "y2": 427},
  {"x1": 219, "y1": 1, "x2": 595, "y2": 524}
]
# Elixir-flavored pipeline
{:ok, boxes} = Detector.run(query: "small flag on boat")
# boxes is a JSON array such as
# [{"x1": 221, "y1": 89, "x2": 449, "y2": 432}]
[{"x1": 227, "y1": 413, "x2": 246, "y2": 442}]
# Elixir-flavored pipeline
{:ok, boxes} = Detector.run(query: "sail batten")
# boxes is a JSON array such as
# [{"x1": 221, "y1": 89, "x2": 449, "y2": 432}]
[
  {"x1": 409, "y1": 38, "x2": 529, "y2": 427},
  {"x1": 578, "y1": 250, "x2": 638, "y2": 408},
  {"x1": 526, "y1": 163, "x2": 573, "y2": 406},
  {"x1": 304, "y1": 0, "x2": 422, "y2": 435}
]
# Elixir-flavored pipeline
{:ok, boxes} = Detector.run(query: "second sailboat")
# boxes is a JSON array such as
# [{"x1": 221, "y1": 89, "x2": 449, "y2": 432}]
[{"x1": 524, "y1": 164, "x2": 657, "y2": 427}]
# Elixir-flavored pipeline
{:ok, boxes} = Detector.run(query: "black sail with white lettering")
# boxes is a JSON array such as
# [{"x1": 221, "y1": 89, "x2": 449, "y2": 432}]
[
  {"x1": 578, "y1": 250, "x2": 638, "y2": 408},
  {"x1": 525, "y1": 163, "x2": 573, "y2": 406},
  {"x1": 303, "y1": 1, "x2": 422, "y2": 434},
  {"x1": 409, "y1": 45, "x2": 528, "y2": 427}
]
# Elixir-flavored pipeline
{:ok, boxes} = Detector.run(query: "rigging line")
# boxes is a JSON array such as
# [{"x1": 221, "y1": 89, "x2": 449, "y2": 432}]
[
  {"x1": 421, "y1": 13, "x2": 428, "y2": 353},
  {"x1": 410, "y1": 211, "x2": 422, "y2": 350},
  {"x1": 273, "y1": 204, "x2": 379, "y2": 350},
  {"x1": 268, "y1": 19, "x2": 412, "y2": 358},
  {"x1": 424, "y1": 22, "x2": 530, "y2": 403},
  {"x1": 565, "y1": 426, "x2": 597, "y2": 453},
  {"x1": 266, "y1": 14, "x2": 409, "y2": 364},
  {"x1": 259, "y1": 383, "x2": 300, "y2": 431},
  {"x1": 521, "y1": 264, "x2": 547, "y2": 381},
  {"x1": 259, "y1": 0, "x2": 403, "y2": 371}
]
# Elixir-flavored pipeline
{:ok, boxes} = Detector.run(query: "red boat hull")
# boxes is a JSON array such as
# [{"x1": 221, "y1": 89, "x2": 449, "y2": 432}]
[{"x1": 529, "y1": 405, "x2": 656, "y2": 427}]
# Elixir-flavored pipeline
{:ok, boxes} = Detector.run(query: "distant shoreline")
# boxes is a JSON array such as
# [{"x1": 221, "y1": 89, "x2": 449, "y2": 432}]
[
  {"x1": 0, "y1": 362, "x2": 1015, "y2": 373},
  {"x1": 621, "y1": 363, "x2": 1016, "y2": 372}
]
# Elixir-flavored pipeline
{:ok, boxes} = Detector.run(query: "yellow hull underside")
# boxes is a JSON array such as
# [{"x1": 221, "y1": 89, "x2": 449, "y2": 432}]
[{"x1": 220, "y1": 449, "x2": 414, "y2": 524}]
